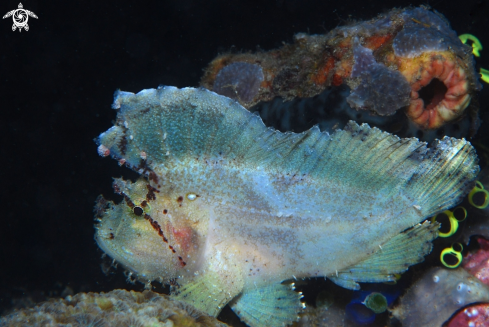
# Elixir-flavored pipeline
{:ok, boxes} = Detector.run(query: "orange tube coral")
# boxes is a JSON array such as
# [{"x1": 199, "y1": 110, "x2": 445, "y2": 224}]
[
  {"x1": 400, "y1": 52, "x2": 472, "y2": 129},
  {"x1": 200, "y1": 7, "x2": 481, "y2": 130}
]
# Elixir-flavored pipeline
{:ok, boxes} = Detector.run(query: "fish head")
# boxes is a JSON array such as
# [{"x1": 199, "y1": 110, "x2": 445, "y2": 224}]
[{"x1": 94, "y1": 177, "x2": 207, "y2": 283}]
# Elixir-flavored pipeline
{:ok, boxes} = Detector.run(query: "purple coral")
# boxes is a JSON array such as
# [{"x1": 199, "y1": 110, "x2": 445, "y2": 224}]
[
  {"x1": 393, "y1": 8, "x2": 466, "y2": 58},
  {"x1": 350, "y1": 44, "x2": 377, "y2": 78},
  {"x1": 213, "y1": 62, "x2": 264, "y2": 103},
  {"x1": 347, "y1": 44, "x2": 411, "y2": 116}
]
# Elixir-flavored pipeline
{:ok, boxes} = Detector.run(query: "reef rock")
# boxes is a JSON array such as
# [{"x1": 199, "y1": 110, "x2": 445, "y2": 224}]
[
  {"x1": 391, "y1": 267, "x2": 489, "y2": 327},
  {"x1": 201, "y1": 7, "x2": 481, "y2": 131},
  {"x1": 0, "y1": 289, "x2": 228, "y2": 327}
]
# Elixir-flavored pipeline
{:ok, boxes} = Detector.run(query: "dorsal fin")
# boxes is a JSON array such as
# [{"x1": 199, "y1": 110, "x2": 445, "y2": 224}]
[{"x1": 98, "y1": 86, "x2": 479, "y2": 218}]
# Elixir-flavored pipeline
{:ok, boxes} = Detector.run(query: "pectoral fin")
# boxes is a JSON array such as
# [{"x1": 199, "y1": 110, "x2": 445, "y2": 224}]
[
  {"x1": 229, "y1": 282, "x2": 304, "y2": 327},
  {"x1": 171, "y1": 269, "x2": 243, "y2": 317},
  {"x1": 330, "y1": 220, "x2": 439, "y2": 290}
]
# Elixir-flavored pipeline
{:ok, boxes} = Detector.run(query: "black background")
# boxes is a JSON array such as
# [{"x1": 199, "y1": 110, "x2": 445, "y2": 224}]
[{"x1": 1, "y1": 0, "x2": 489, "y2": 318}]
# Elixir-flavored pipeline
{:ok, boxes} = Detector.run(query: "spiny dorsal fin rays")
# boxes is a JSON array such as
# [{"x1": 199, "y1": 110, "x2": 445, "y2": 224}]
[
  {"x1": 99, "y1": 87, "x2": 478, "y2": 219},
  {"x1": 311, "y1": 123, "x2": 413, "y2": 187}
]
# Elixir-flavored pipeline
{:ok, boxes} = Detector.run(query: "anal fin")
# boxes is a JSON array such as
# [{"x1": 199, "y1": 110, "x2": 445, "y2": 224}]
[
  {"x1": 330, "y1": 220, "x2": 439, "y2": 290},
  {"x1": 229, "y1": 282, "x2": 304, "y2": 327}
]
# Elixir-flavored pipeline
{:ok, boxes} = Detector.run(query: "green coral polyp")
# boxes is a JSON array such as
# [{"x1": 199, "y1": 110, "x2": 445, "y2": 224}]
[
  {"x1": 468, "y1": 181, "x2": 489, "y2": 209},
  {"x1": 441, "y1": 243, "x2": 464, "y2": 268},
  {"x1": 459, "y1": 34, "x2": 483, "y2": 57},
  {"x1": 431, "y1": 207, "x2": 466, "y2": 238}
]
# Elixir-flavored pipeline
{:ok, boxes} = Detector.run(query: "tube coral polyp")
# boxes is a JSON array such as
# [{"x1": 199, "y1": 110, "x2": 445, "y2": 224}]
[{"x1": 400, "y1": 52, "x2": 471, "y2": 129}]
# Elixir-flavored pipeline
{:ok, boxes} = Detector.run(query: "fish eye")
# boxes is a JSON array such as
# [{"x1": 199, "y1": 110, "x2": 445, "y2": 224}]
[{"x1": 133, "y1": 206, "x2": 144, "y2": 216}]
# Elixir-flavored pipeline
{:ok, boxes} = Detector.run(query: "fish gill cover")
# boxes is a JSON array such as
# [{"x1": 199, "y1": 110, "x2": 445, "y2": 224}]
[{"x1": 93, "y1": 84, "x2": 478, "y2": 326}]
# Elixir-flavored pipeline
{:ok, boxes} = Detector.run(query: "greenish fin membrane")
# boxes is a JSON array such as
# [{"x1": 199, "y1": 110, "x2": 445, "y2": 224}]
[
  {"x1": 98, "y1": 87, "x2": 478, "y2": 222},
  {"x1": 329, "y1": 220, "x2": 439, "y2": 290},
  {"x1": 171, "y1": 271, "x2": 240, "y2": 317},
  {"x1": 229, "y1": 282, "x2": 304, "y2": 327}
]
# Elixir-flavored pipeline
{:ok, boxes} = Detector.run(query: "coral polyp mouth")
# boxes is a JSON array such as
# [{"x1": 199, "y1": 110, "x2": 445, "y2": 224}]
[
  {"x1": 418, "y1": 78, "x2": 447, "y2": 111},
  {"x1": 404, "y1": 53, "x2": 471, "y2": 130}
]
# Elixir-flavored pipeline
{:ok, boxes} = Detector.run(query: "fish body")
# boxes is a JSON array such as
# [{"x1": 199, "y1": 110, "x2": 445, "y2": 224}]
[{"x1": 95, "y1": 86, "x2": 479, "y2": 326}]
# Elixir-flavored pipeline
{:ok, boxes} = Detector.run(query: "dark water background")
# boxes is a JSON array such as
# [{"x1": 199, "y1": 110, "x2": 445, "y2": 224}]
[{"x1": 1, "y1": 0, "x2": 489, "y2": 322}]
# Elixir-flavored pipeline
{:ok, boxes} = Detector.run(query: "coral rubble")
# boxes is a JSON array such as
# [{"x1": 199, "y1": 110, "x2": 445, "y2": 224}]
[
  {"x1": 201, "y1": 7, "x2": 481, "y2": 130},
  {"x1": 0, "y1": 289, "x2": 228, "y2": 327}
]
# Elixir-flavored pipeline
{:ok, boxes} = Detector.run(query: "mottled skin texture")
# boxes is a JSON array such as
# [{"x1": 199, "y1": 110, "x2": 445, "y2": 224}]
[
  {"x1": 95, "y1": 87, "x2": 479, "y2": 323},
  {"x1": 97, "y1": 160, "x2": 423, "y2": 290}
]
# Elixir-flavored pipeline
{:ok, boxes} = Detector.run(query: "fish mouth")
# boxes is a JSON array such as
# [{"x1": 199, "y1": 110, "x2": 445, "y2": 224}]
[{"x1": 402, "y1": 52, "x2": 471, "y2": 130}]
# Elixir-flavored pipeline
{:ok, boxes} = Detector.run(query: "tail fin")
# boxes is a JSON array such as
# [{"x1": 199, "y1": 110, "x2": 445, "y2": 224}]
[{"x1": 404, "y1": 136, "x2": 479, "y2": 217}]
